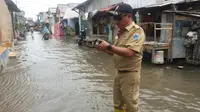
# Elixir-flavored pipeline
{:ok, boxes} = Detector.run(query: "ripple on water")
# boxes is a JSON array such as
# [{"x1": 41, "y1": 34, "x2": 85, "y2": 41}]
[{"x1": 1, "y1": 33, "x2": 200, "y2": 112}]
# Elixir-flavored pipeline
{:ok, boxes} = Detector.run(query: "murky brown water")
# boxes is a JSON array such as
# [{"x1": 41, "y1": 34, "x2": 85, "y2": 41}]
[{"x1": 0, "y1": 32, "x2": 200, "y2": 112}]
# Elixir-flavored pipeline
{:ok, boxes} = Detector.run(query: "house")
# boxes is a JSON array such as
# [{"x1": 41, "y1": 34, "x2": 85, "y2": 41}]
[
  {"x1": 54, "y1": 4, "x2": 69, "y2": 36},
  {"x1": 73, "y1": 0, "x2": 200, "y2": 63},
  {"x1": 63, "y1": 3, "x2": 79, "y2": 35},
  {"x1": 26, "y1": 18, "x2": 34, "y2": 26},
  {"x1": 38, "y1": 12, "x2": 48, "y2": 23},
  {"x1": 56, "y1": 4, "x2": 69, "y2": 23},
  {"x1": 54, "y1": 3, "x2": 79, "y2": 36},
  {"x1": 132, "y1": 0, "x2": 200, "y2": 63},
  {"x1": 72, "y1": 0, "x2": 168, "y2": 42},
  {"x1": 15, "y1": 11, "x2": 26, "y2": 25}
]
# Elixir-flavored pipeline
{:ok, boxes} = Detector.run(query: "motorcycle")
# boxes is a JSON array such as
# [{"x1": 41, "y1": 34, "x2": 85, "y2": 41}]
[
  {"x1": 78, "y1": 28, "x2": 87, "y2": 46},
  {"x1": 184, "y1": 23, "x2": 200, "y2": 65}
]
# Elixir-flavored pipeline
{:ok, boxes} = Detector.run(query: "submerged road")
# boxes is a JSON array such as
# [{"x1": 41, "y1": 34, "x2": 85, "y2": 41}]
[{"x1": 0, "y1": 32, "x2": 200, "y2": 112}]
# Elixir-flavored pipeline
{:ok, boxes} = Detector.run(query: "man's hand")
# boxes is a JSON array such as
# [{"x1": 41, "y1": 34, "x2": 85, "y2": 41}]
[{"x1": 96, "y1": 40, "x2": 109, "y2": 51}]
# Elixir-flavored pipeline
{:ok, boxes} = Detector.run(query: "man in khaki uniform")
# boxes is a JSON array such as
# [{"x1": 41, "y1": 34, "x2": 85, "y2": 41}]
[{"x1": 96, "y1": 3, "x2": 145, "y2": 112}]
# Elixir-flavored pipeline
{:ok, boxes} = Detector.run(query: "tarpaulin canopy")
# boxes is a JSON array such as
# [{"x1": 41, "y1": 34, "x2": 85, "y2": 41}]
[
  {"x1": 90, "y1": 4, "x2": 118, "y2": 19},
  {"x1": 63, "y1": 8, "x2": 79, "y2": 19}
]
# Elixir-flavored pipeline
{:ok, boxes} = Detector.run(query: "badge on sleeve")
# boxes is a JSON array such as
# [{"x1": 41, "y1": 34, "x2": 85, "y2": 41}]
[{"x1": 133, "y1": 34, "x2": 140, "y2": 40}]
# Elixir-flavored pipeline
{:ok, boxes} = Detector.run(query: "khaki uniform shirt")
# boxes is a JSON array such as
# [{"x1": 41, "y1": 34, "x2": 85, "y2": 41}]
[{"x1": 113, "y1": 22, "x2": 145, "y2": 72}]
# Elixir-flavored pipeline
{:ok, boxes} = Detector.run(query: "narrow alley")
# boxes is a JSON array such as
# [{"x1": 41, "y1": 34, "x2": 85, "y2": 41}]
[{"x1": 0, "y1": 32, "x2": 200, "y2": 112}]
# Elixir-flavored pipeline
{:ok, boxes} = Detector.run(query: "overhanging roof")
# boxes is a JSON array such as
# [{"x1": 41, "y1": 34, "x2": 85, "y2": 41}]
[
  {"x1": 63, "y1": 8, "x2": 79, "y2": 19},
  {"x1": 5, "y1": 0, "x2": 20, "y2": 12},
  {"x1": 133, "y1": 1, "x2": 185, "y2": 11},
  {"x1": 164, "y1": 10, "x2": 200, "y2": 18},
  {"x1": 72, "y1": 0, "x2": 91, "y2": 11}
]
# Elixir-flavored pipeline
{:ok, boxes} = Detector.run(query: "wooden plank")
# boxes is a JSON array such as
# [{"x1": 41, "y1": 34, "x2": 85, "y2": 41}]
[
  {"x1": 175, "y1": 15, "x2": 200, "y2": 21},
  {"x1": 154, "y1": 23, "x2": 156, "y2": 42},
  {"x1": 166, "y1": 28, "x2": 172, "y2": 44},
  {"x1": 144, "y1": 44, "x2": 170, "y2": 50},
  {"x1": 155, "y1": 28, "x2": 173, "y2": 30},
  {"x1": 155, "y1": 23, "x2": 173, "y2": 25}
]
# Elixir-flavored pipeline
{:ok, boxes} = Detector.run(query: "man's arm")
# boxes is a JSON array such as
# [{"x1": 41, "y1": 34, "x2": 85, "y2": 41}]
[
  {"x1": 111, "y1": 45, "x2": 135, "y2": 57},
  {"x1": 103, "y1": 46, "x2": 135, "y2": 57},
  {"x1": 96, "y1": 41, "x2": 135, "y2": 57},
  {"x1": 104, "y1": 50, "x2": 114, "y2": 56}
]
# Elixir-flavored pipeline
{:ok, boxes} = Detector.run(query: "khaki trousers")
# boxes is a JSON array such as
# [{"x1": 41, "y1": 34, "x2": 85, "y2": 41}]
[{"x1": 113, "y1": 71, "x2": 140, "y2": 112}]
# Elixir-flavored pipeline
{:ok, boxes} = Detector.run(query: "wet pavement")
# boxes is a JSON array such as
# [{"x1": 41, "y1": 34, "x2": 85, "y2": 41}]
[{"x1": 0, "y1": 32, "x2": 200, "y2": 112}]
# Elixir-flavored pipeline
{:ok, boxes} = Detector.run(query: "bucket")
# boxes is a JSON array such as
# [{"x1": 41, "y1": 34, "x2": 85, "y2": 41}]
[{"x1": 153, "y1": 51, "x2": 164, "y2": 64}]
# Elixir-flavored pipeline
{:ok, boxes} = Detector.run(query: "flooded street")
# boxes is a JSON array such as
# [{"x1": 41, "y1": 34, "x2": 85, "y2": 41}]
[{"x1": 0, "y1": 32, "x2": 200, "y2": 112}]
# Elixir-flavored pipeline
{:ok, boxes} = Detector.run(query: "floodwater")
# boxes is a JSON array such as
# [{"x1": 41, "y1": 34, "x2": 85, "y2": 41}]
[{"x1": 0, "y1": 32, "x2": 200, "y2": 112}]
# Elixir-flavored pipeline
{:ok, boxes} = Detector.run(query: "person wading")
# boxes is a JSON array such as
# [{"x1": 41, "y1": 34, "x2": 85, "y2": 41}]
[{"x1": 96, "y1": 3, "x2": 145, "y2": 112}]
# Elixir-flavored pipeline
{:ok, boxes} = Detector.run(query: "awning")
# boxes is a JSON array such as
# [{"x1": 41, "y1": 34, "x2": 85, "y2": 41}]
[
  {"x1": 164, "y1": 10, "x2": 200, "y2": 18},
  {"x1": 89, "y1": 4, "x2": 119, "y2": 19},
  {"x1": 72, "y1": 0, "x2": 91, "y2": 12},
  {"x1": 132, "y1": 1, "x2": 184, "y2": 11},
  {"x1": 87, "y1": 10, "x2": 98, "y2": 19},
  {"x1": 5, "y1": 0, "x2": 20, "y2": 12}
]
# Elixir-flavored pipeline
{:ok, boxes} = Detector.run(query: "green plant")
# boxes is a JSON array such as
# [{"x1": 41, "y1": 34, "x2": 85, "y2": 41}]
[
  {"x1": 64, "y1": 26, "x2": 75, "y2": 36},
  {"x1": 15, "y1": 23, "x2": 25, "y2": 30}
]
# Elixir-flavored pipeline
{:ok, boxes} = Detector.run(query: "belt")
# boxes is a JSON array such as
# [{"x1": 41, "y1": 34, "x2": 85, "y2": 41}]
[{"x1": 118, "y1": 70, "x2": 130, "y2": 73}]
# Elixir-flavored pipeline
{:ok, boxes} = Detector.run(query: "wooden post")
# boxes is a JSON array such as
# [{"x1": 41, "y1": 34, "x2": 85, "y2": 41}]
[
  {"x1": 97, "y1": 24, "x2": 99, "y2": 35},
  {"x1": 11, "y1": 11, "x2": 15, "y2": 42},
  {"x1": 154, "y1": 23, "x2": 156, "y2": 42}
]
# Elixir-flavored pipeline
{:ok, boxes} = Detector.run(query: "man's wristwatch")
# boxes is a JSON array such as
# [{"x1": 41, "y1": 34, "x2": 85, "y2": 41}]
[{"x1": 106, "y1": 44, "x2": 113, "y2": 51}]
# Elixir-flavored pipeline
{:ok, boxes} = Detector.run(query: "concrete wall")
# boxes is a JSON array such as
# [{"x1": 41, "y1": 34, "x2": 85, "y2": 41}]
[{"x1": 0, "y1": 0, "x2": 13, "y2": 42}]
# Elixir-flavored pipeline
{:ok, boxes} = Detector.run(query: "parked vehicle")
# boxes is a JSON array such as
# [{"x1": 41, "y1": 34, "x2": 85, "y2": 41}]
[
  {"x1": 78, "y1": 28, "x2": 87, "y2": 46},
  {"x1": 184, "y1": 23, "x2": 200, "y2": 65}
]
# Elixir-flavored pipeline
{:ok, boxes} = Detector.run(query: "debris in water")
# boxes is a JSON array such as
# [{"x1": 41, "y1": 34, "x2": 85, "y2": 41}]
[{"x1": 177, "y1": 66, "x2": 184, "y2": 69}]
